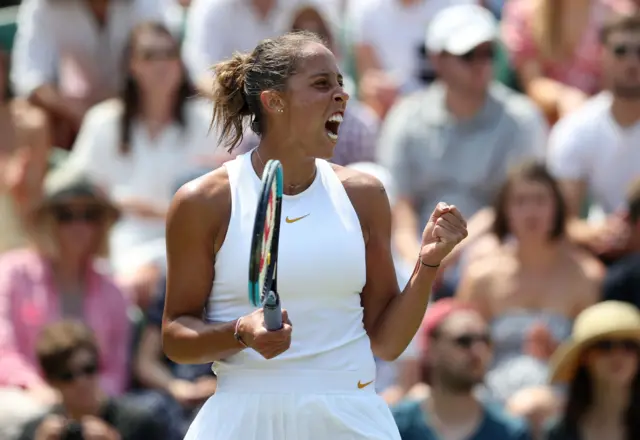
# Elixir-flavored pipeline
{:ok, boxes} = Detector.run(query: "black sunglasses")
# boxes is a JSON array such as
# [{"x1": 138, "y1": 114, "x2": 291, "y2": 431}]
[
  {"x1": 444, "y1": 333, "x2": 492, "y2": 349},
  {"x1": 53, "y1": 361, "x2": 98, "y2": 383},
  {"x1": 52, "y1": 206, "x2": 105, "y2": 224},
  {"x1": 611, "y1": 44, "x2": 640, "y2": 59},
  {"x1": 591, "y1": 339, "x2": 639, "y2": 353}
]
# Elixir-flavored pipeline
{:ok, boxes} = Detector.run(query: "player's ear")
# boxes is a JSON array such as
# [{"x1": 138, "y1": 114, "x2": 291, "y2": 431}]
[{"x1": 259, "y1": 90, "x2": 286, "y2": 115}]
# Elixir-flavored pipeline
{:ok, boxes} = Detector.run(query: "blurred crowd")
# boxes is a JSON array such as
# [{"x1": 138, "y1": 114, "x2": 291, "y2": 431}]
[{"x1": 1, "y1": 0, "x2": 640, "y2": 439}]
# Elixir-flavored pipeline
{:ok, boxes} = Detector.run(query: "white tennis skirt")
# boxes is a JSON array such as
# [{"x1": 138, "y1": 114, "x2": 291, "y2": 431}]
[{"x1": 184, "y1": 369, "x2": 401, "y2": 440}]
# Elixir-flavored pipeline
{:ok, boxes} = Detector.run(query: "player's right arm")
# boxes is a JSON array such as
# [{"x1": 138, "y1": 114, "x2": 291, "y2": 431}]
[
  {"x1": 161, "y1": 168, "x2": 243, "y2": 364},
  {"x1": 162, "y1": 168, "x2": 292, "y2": 364}
]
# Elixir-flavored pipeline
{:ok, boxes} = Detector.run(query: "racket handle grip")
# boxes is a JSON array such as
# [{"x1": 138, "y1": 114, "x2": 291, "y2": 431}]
[{"x1": 263, "y1": 291, "x2": 283, "y2": 331}]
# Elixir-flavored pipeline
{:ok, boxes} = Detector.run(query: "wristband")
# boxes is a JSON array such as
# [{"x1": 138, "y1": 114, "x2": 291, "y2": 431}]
[
  {"x1": 234, "y1": 318, "x2": 248, "y2": 348},
  {"x1": 419, "y1": 255, "x2": 440, "y2": 268}
]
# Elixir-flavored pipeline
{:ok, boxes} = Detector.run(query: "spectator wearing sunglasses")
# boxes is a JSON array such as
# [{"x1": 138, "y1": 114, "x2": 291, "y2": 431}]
[
  {"x1": 18, "y1": 321, "x2": 167, "y2": 440},
  {"x1": 545, "y1": 301, "x2": 640, "y2": 440},
  {"x1": 0, "y1": 165, "x2": 130, "y2": 439},
  {"x1": 378, "y1": 4, "x2": 546, "y2": 272},
  {"x1": 392, "y1": 298, "x2": 532, "y2": 440}
]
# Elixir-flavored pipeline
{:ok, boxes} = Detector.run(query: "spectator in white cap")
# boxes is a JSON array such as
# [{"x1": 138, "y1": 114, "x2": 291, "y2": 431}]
[{"x1": 377, "y1": 3, "x2": 547, "y2": 271}]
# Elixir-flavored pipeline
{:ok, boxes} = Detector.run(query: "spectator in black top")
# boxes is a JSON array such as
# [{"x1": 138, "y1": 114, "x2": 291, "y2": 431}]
[
  {"x1": 19, "y1": 320, "x2": 168, "y2": 440},
  {"x1": 603, "y1": 178, "x2": 640, "y2": 306},
  {"x1": 132, "y1": 278, "x2": 216, "y2": 437}
]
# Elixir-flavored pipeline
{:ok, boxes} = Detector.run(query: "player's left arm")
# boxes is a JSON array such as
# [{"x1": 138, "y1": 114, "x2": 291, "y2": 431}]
[{"x1": 343, "y1": 169, "x2": 442, "y2": 361}]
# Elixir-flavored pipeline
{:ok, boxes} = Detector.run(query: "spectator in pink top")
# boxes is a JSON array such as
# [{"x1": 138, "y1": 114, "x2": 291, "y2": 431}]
[
  {"x1": 0, "y1": 164, "x2": 130, "y2": 439},
  {"x1": 501, "y1": 0, "x2": 632, "y2": 124}
]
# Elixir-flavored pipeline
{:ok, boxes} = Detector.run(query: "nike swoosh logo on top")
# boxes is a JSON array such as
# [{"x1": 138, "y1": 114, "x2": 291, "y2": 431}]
[
  {"x1": 285, "y1": 214, "x2": 310, "y2": 224},
  {"x1": 357, "y1": 380, "x2": 374, "y2": 389}
]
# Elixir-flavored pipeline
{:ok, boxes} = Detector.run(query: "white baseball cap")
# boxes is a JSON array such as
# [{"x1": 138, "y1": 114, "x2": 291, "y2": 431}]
[{"x1": 425, "y1": 4, "x2": 498, "y2": 56}]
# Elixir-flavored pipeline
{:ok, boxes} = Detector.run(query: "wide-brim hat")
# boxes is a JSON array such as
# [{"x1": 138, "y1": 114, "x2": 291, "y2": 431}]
[
  {"x1": 32, "y1": 164, "x2": 120, "y2": 223},
  {"x1": 549, "y1": 301, "x2": 640, "y2": 384}
]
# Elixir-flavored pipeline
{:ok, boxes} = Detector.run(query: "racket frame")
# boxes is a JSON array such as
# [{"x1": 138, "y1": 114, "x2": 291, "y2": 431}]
[{"x1": 248, "y1": 159, "x2": 284, "y2": 330}]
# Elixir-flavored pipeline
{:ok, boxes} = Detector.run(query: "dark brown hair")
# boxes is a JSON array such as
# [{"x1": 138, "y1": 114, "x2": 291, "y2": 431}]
[
  {"x1": 492, "y1": 160, "x2": 566, "y2": 241},
  {"x1": 560, "y1": 364, "x2": 640, "y2": 440},
  {"x1": 600, "y1": 13, "x2": 640, "y2": 45},
  {"x1": 120, "y1": 21, "x2": 194, "y2": 155},
  {"x1": 211, "y1": 31, "x2": 325, "y2": 152},
  {"x1": 36, "y1": 320, "x2": 99, "y2": 381}
]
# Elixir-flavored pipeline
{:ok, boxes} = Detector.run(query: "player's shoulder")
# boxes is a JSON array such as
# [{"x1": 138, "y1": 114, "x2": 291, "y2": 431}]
[
  {"x1": 170, "y1": 165, "x2": 230, "y2": 219},
  {"x1": 332, "y1": 162, "x2": 388, "y2": 204}
]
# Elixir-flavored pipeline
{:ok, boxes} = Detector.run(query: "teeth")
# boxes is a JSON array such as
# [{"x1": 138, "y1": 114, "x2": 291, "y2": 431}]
[
  {"x1": 328, "y1": 113, "x2": 343, "y2": 123},
  {"x1": 326, "y1": 131, "x2": 338, "y2": 141}
]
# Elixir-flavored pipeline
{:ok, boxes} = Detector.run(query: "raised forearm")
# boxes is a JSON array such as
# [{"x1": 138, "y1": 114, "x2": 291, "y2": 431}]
[
  {"x1": 162, "y1": 316, "x2": 244, "y2": 364},
  {"x1": 371, "y1": 262, "x2": 437, "y2": 361}
]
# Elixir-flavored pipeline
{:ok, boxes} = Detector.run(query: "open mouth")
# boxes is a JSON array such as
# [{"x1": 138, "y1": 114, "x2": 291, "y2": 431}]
[{"x1": 324, "y1": 112, "x2": 343, "y2": 142}]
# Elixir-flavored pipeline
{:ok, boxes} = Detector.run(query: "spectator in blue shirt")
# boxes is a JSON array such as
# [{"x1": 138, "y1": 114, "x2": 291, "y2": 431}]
[{"x1": 392, "y1": 298, "x2": 532, "y2": 440}]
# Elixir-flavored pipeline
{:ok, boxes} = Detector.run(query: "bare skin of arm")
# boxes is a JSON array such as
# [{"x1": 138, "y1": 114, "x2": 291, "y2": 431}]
[
  {"x1": 557, "y1": 179, "x2": 628, "y2": 256},
  {"x1": 517, "y1": 60, "x2": 588, "y2": 123},
  {"x1": 339, "y1": 167, "x2": 444, "y2": 361},
  {"x1": 29, "y1": 84, "x2": 86, "y2": 130},
  {"x1": 162, "y1": 169, "x2": 243, "y2": 364},
  {"x1": 162, "y1": 168, "x2": 292, "y2": 364},
  {"x1": 135, "y1": 326, "x2": 180, "y2": 392}
]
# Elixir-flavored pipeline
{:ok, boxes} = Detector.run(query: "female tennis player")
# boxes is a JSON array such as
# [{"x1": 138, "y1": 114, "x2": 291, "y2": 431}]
[{"x1": 162, "y1": 31, "x2": 468, "y2": 439}]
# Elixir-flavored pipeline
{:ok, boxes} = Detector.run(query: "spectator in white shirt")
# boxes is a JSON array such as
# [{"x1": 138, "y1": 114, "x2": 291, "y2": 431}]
[
  {"x1": 547, "y1": 13, "x2": 640, "y2": 262},
  {"x1": 182, "y1": 0, "x2": 301, "y2": 93},
  {"x1": 11, "y1": 0, "x2": 164, "y2": 149},
  {"x1": 67, "y1": 22, "x2": 215, "y2": 308}
]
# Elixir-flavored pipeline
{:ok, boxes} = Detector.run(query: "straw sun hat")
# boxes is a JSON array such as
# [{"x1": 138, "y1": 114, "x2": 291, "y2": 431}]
[{"x1": 549, "y1": 301, "x2": 640, "y2": 384}]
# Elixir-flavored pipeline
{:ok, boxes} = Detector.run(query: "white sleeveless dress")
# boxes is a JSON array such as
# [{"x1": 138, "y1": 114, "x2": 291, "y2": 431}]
[{"x1": 184, "y1": 151, "x2": 400, "y2": 440}]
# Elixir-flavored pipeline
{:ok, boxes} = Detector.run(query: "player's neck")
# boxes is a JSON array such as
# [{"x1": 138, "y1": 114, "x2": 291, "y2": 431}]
[{"x1": 254, "y1": 141, "x2": 317, "y2": 195}]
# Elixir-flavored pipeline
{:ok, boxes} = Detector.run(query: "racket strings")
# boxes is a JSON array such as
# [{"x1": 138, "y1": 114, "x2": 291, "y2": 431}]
[{"x1": 257, "y1": 183, "x2": 277, "y2": 301}]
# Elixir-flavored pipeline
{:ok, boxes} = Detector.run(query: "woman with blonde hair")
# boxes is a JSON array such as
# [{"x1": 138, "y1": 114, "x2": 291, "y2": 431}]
[
  {"x1": 545, "y1": 301, "x2": 640, "y2": 439},
  {"x1": 0, "y1": 165, "x2": 131, "y2": 434}
]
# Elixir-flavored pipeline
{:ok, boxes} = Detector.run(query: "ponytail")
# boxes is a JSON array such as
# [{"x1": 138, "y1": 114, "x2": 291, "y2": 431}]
[{"x1": 211, "y1": 52, "x2": 252, "y2": 152}]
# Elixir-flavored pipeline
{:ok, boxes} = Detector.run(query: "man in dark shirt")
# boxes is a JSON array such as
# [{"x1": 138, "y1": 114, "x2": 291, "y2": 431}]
[
  {"x1": 603, "y1": 178, "x2": 640, "y2": 305},
  {"x1": 19, "y1": 321, "x2": 168, "y2": 440},
  {"x1": 392, "y1": 299, "x2": 532, "y2": 440}
]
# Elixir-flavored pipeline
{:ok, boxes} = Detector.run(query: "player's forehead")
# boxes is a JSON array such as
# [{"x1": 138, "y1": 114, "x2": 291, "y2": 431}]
[{"x1": 292, "y1": 43, "x2": 341, "y2": 79}]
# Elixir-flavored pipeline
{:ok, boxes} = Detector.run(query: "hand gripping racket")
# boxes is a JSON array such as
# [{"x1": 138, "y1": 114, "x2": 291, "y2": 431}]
[{"x1": 248, "y1": 159, "x2": 284, "y2": 331}]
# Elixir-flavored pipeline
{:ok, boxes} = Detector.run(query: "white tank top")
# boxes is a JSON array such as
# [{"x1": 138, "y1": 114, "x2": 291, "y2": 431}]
[{"x1": 207, "y1": 151, "x2": 376, "y2": 377}]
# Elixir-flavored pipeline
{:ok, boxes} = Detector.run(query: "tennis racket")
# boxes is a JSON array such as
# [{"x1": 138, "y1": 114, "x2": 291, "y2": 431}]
[{"x1": 248, "y1": 159, "x2": 284, "y2": 331}]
